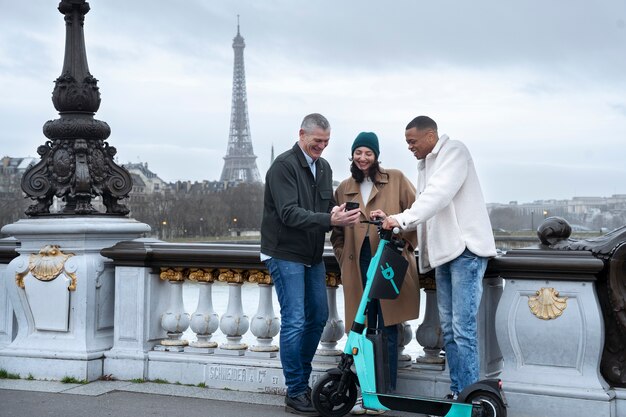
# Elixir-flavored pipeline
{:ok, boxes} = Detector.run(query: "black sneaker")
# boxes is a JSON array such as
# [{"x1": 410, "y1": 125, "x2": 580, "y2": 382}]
[
  {"x1": 285, "y1": 393, "x2": 319, "y2": 416},
  {"x1": 428, "y1": 394, "x2": 459, "y2": 417},
  {"x1": 444, "y1": 392, "x2": 459, "y2": 401}
]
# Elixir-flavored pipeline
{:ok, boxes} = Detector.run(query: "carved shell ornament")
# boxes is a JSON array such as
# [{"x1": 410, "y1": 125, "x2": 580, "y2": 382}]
[
  {"x1": 15, "y1": 245, "x2": 77, "y2": 291},
  {"x1": 528, "y1": 287, "x2": 568, "y2": 320}
]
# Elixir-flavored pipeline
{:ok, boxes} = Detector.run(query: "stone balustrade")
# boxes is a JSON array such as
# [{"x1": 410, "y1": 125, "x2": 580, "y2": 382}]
[
  {"x1": 2, "y1": 224, "x2": 626, "y2": 417},
  {"x1": 98, "y1": 239, "x2": 481, "y2": 389}
]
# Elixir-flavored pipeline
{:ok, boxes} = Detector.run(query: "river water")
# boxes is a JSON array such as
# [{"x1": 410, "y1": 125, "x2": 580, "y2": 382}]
[{"x1": 182, "y1": 281, "x2": 426, "y2": 358}]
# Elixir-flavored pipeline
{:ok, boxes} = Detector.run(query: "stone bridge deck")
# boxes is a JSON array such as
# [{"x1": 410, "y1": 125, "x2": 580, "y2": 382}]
[{"x1": 0, "y1": 379, "x2": 418, "y2": 417}]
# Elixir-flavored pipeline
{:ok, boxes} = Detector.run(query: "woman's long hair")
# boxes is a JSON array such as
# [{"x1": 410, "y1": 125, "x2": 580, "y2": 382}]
[{"x1": 350, "y1": 159, "x2": 384, "y2": 184}]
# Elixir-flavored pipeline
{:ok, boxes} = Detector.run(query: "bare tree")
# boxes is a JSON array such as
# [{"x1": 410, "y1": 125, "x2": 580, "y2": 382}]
[
  {"x1": 126, "y1": 182, "x2": 264, "y2": 241},
  {"x1": 0, "y1": 174, "x2": 29, "y2": 230}
]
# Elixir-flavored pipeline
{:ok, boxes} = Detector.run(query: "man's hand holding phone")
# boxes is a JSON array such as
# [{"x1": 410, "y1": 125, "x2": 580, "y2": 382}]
[{"x1": 331, "y1": 202, "x2": 360, "y2": 226}]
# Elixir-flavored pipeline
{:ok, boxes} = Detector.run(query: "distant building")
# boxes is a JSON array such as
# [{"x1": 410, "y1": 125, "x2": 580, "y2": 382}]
[
  {"x1": 0, "y1": 156, "x2": 36, "y2": 196},
  {"x1": 170, "y1": 180, "x2": 228, "y2": 195},
  {"x1": 1, "y1": 156, "x2": 36, "y2": 175},
  {"x1": 122, "y1": 162, "x2": 169, "y2": 208},
  {"x1": 123, "y1": 162, "x2": 168, "y2": 194},
  {"x1": 488, "y1": 195, "x2": 626, "y2": 231}
]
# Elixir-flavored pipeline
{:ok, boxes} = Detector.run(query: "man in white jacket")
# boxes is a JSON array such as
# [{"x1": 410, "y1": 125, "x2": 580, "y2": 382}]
[{"x1": 373, "y1": 115, "x2": 497, "y2": 398}]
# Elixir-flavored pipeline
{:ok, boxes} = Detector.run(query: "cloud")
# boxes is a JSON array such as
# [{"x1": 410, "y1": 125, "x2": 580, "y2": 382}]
[{"x1": 1, "y1": 0, "x2": 626, "y2": 204}]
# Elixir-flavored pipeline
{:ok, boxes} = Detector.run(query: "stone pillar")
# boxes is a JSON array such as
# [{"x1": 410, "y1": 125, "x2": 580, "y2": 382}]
[
  {"x1": 156, "y1": 268, "x2": 190, "y2": 351},
  {"x1": 103, "y1": 260, "x2": 168, "y2": 381},
  {"x1": 415, "y1": 282, "x2": 444, "y2": 368},
  {"x1": 186, "y1": 268, "x2": 219, "y2": 353},
  {"x1": 316, "y1": 272, "x2": 344, "y2": 362},
  {"x1": 0, "y1": 217, "x2": 149, "y2": 381},
  {"x1": 494, "y1": 247, "x2": 611, "y2": 417},
  {"x1": 397, "y1": 321, "x2": 413, "y2": 368},
  {"x1": 217, "y1": 269, "x2": 249, "y2": 354},
  {"x1": 248, "y1": 270, "x2": 279, "y2": 357}
]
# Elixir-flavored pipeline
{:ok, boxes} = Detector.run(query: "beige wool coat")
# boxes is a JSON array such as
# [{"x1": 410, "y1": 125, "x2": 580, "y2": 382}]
[{"x1": 330, "y1": 167, "x2": 420, "y2": 332}]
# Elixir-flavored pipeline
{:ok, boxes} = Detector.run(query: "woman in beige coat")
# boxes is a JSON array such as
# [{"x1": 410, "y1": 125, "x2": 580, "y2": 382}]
[{"x1": 331, "y1": 132, "x2": 420, "y2": 409}]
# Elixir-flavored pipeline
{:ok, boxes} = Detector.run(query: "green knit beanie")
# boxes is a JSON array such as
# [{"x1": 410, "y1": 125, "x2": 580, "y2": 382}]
[{"x1": 351, "y1": 132, "x2": 380, "y2": 158}]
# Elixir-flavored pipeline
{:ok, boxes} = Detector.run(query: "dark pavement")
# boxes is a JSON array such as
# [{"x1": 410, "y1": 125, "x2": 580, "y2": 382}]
[{"x1": 0, "y1": 379, "x2": 420, "y2": 417}]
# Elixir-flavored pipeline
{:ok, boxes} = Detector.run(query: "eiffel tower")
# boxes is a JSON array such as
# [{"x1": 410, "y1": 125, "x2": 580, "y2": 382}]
[{"x1": 219, "y1": 18, "x2": 261, "y2": 183}]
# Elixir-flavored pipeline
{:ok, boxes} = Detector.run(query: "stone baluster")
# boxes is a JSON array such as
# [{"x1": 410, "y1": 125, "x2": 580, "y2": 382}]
[
  {"x1": 157, "y1": 268, "x2": 190, "y2": 351},
  {"x1": 217, "y1": 269, "x2": 249, "y2": 355},
  {"x1": 397, "y1": 321, "x2": 413, "y2": 368},
  {"x1": 316, "y1": 272, "x2": 345, "y2": 362},
  {"x1": 415, "y1": 282, "x2": 444, "y2": 368},
  {"x1": 185, "y1": 268, "x2": 219, "y2": 353},
  {"x1": 247, "y1": 270, "x2": 280, "y2": 357}
]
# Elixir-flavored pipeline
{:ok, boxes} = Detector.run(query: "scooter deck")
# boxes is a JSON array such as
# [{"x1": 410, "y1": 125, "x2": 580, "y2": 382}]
[{"x1": 363, "y1": 391, "x2": 474, "y2": 417}]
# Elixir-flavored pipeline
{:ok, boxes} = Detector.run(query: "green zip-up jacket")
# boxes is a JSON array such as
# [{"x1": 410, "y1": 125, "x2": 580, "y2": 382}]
[{"x1": 261, "y1": 142, "x2": 335, "y2": 265}]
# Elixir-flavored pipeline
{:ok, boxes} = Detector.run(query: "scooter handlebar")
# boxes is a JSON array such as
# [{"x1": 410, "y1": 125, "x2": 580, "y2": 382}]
[
  {"x1": 360, "y1": 219, "x2": 402, "y2": 242},
  {"x1": 360, "y1": 219, "x2": 401, "y2": 234}
]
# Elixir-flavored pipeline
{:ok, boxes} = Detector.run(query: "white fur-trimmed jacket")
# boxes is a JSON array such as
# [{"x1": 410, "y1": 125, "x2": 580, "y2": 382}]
[{"x1": 390, "y1": 134, "x2": 497, "y2": 273}]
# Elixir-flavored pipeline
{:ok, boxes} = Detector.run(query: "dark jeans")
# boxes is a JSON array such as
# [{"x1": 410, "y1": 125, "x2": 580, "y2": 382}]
[
  {"x1": 360, "y1": 237, "x2": 398, "y2": 390},
  {"x1": 265, "y1": 258, "x2": 329, "y2": 397}
]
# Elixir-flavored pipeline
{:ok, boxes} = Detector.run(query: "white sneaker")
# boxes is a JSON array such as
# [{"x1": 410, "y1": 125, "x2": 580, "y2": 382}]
[
  {"x1": 351, "y1": 397, "x2": 386, "y2": 415},
  {"x1": 350, "y1": 397, "x2": 367, "y2": 415}
]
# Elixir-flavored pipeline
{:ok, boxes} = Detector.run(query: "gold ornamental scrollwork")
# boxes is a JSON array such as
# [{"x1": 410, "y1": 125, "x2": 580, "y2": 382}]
[
  {"x1": 188, "y1": 268, "x2": 216, "y2": 283},
  {"x1": 159, "y1": 267, "x2": 186, "y2": 282},
  {"x1": 15, "y1": 245, "x2": 77, "y2": 291},
  {"x1": 66, "y1": 271, "x2": 77, "y2": 291},
  {"x1": 15, "y1": 274, "x2": 25, "y2": 289},
  {"x1": 326, "y1": 272, "x2": 341, "y2": 288},
  {"x1": 218, "y1": 268, "x2": 244, "y2": 284},
  {"x1": 247, "y1": 269, "x2": 272, "y2": 285},
  {"x1": 528, "y1": 287, "x2": 568, "y2": 320}
]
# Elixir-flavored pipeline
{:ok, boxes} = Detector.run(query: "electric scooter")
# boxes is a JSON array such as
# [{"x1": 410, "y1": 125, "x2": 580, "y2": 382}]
[{"x1": 311, "y1": 219, "x2": 507, "y2": 417}]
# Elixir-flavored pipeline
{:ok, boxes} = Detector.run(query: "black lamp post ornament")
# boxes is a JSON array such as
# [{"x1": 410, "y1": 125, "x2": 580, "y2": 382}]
[{"x1": 21, "y1": 0, "x2": 132, "y2": 216}]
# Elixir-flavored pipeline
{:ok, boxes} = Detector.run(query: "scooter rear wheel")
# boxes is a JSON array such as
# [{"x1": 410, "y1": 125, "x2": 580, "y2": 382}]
[
  {"x1": 465, "y1": 390, "x2": 507, "y2": 417},
  {"x1": 311, "y1": 372, "x2": 358, "y2": 417}
]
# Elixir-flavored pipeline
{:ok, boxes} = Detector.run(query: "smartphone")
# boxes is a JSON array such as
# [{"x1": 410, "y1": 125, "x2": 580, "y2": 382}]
[{"x1": 345, "y1": 202, "x2": 360, "y2": 211}]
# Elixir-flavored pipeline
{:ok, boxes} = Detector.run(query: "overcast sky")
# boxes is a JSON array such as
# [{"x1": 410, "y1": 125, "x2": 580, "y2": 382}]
[{"x1": 1, "y1": 0, "x2": 625, "y2": 204}]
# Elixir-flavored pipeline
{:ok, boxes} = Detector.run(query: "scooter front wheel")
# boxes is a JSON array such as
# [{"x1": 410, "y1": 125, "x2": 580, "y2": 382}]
[
  {"x1": 465, "y1": 390, "x2": 507, "y2": 417},
  {"x1": 311, "y1": 372, "x2": 358, "y2": 417}
]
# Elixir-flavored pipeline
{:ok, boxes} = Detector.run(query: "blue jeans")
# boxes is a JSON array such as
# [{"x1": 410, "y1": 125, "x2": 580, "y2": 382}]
[
  {"x1": 265, "y1": 258, "x2": 329, "y2": 398},
  {"x1": 435, "y1": 248, "x2": 487, "y2": 394},
  {"x1": 360, "y1": 238, "x2": 398, "y2": 391}
]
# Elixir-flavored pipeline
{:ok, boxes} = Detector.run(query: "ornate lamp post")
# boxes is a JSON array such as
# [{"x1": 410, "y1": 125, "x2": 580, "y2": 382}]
[
  {"x1": 21, "y1": 0, "x2": 132, "y2": 216},
  {"x1": 0, "y1": 0, "x2": 150, "y2": 382}
]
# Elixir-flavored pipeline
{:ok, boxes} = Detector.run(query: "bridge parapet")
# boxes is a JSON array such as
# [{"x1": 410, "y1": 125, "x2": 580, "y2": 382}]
[
  {"x1": 97, "y1": 238, "x2": 503, "y2": 398},
  {"x1": 2, "y1": 221, "x2": 625, "y2": 416},
  {"x1": 492, "y1": 217, "x2": 625, "y2": 417}
]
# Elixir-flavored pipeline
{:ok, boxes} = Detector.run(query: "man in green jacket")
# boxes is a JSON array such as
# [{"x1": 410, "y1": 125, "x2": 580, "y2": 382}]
[{"x1": 261, "y1": 113, "x2": 360, "y2": 416}]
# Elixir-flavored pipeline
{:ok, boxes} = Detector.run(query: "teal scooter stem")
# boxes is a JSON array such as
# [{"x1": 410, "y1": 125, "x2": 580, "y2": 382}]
[{"x1": 312, "y1": 219, "x2": 507, "y2": 417}]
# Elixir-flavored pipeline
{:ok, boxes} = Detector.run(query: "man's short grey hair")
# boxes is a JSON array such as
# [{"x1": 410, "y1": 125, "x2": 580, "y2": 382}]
[{"x1": 301, "y1": 113, "x2": 330, "y2": 133}]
